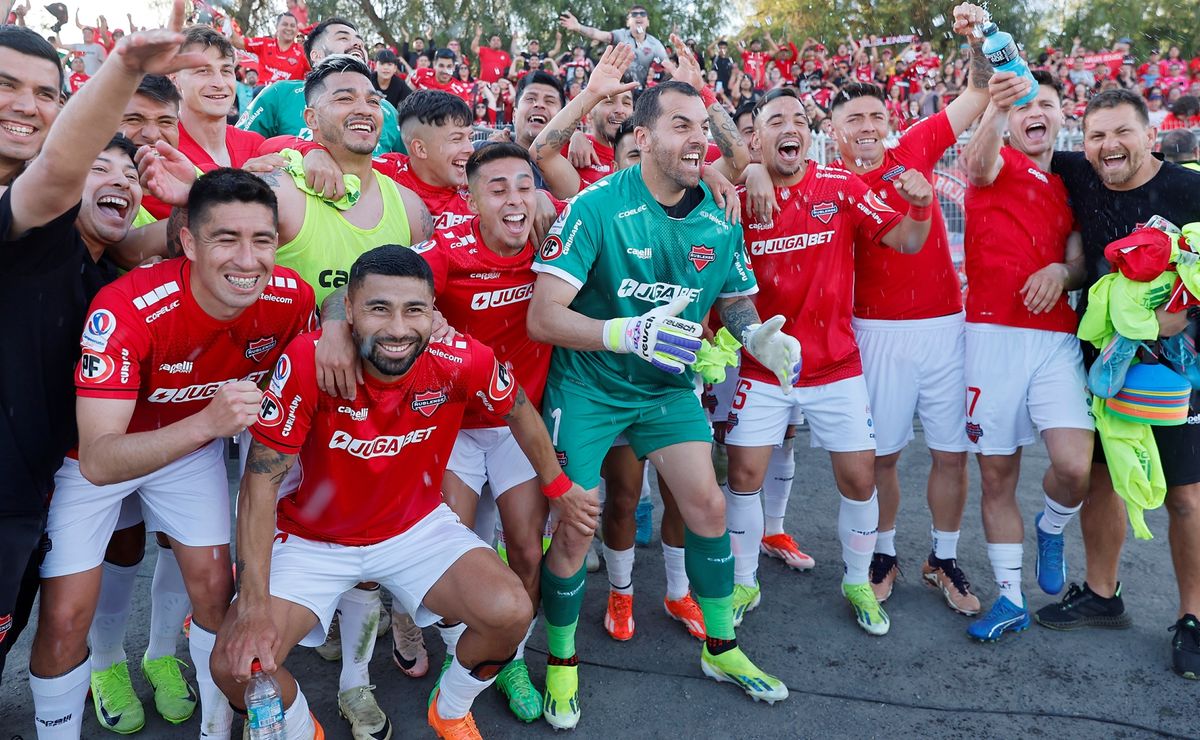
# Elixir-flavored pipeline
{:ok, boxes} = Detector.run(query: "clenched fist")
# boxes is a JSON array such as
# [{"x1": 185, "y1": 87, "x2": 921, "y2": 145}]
[
  {"x1": 894, "y1": 169, "x2": 934, "y2": 208},
  {"x1": 201, "y1": 380, "x2": 263, "y2": 437}
]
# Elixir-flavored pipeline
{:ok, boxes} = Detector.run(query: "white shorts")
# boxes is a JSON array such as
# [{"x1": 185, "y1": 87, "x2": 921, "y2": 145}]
[
  {"x1": 269, "y1": 503, "x2": 487, "y2": 646},
  {"x1": 964, "y1": 323, "x2": 1095, "y2": 455},
  {"x1": 724, "y1": 375, "x2": 876, "y2": 452},
  {"x1": 445, "y1": 427, "x2": 536, "y2": 497},
  {"x1": 115, "y1": 495, "x2": 143, "y2": 530},
  {"x1": 41, "y1": 440, "x2": 230, "y2": 578},
  {"x1": 853, "y1": 312, "x2": 969, "y2": 455},
  {"x1": 706, "y1": 358, "x2": 741, "y2": 424}
]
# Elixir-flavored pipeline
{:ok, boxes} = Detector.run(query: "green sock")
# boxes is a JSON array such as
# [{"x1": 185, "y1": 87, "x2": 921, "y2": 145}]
[
  {"x1": 540, "y1": 560, "x2": 587, "y2": 659},
  {"x1": 685, "y1": 529, "x2": 736, "y2": 641}
]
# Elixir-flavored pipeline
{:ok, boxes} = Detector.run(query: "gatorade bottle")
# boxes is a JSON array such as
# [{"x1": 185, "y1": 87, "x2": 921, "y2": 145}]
[
  {"x1": 245, "y1": 659, "x2": 285, "y2": 739},
  {"x1": 979, "y1": 22, "x2": 1039, "y2": 106}
]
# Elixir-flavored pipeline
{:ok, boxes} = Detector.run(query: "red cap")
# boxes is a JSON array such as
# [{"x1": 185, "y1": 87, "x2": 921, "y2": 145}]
[
  {"x1": 1104, "y1": 227, "x2": 1173, "y2": 281},
  {"x1": 251, "y1": 659, "x2": 262, "y2": 673}
]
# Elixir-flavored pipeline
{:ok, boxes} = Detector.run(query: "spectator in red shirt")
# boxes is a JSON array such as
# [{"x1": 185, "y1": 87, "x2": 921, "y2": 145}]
[
  {"x1": 740, "y1": 37, "x2": 770, "y2": 89},
  {"x1": 470, "y1": 24, "x2": 510, "y2": 83},
  {"x1": 66, "y1": 55, "x2": 89, "y2": 94},
  {"x1": 1160, "y1": 95, "x2": 1200, "y2": 130},
  {"x1": 285, "y1": 0, "x2": 309, "y2": 28},
  {"x1": 410, "y1": 48, "x2": 474, "y2": 102},
  {"x1": 231, "y1": 11, "x2": 309, "y2": 83}
]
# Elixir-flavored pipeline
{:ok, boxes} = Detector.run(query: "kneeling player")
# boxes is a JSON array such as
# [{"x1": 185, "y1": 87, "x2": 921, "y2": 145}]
[
  {"x1": 726, "y1": 89, "x2": 937, "y2": 636},
  {"x1": 212, "y1": 247, "x2": 595, "y2": 740}
]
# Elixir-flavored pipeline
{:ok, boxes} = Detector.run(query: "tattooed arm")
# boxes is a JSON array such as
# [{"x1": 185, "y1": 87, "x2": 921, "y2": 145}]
[
  {"x1": 715, "y1": 295, "x2": 764, "y2": 344},
  {"x1": 529, "y1": 43, "x2": 638, "y2": 199},
  {"x1": 398, "y1": 184, "x2": 435, "y2": 243},
  {"x1": 236, "y1": 441, "x2": 296, "y2": 602},
  {"x1": 945, "y1": 3, "x2": 992, "y2": 135}
]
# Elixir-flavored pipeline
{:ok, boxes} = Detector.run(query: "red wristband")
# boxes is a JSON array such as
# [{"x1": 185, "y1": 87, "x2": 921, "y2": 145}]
[
  {"x1": 700, "y1": 87, "x2": 718, "y2": 109},
  {"x1": 908, "y1": 203, "x2": 931, "y2": 221},
  {"x1": 542, "y1": 472, "x2": 572, "y2": 499}
]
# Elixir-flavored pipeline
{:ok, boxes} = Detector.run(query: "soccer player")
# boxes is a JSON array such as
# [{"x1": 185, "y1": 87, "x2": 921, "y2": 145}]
[
  {"x1": 392, "y1": 91, "x2": 479, "y2": 229},
  {"x1": 527, "y1": 80, "x2": 801, "y2": 728},
  {"x1": 1039, "y1": 89, "x2": 1200, "y2": 679},
  {"x1": 30, "y1": 165, "x2": 313, "y2": 740},
  {"x1": 211, "y1": 246, "x2": 596, "y2": 740},
  {"x1": 417, "y1": 142, "x2": 560, "y2": 721},
  {"x1": 172, "y1": 26, "x2": 264, "y2": 170},
  {"x1": 727, "y1": 88, "x2": 934, "y2": 636},
  {"x1": 410, "y1": 48, "x2": 474, "y2": 102},
  {"x1": 826, "y1": 3, "x2": 991, "y2": 610},
  {"x1": 957, "y1": 70, "x2": 1094, "y2": 641},
  {"x1": 237, "y1": 17, "x2": 406, "y2": 156},
  {"x1": 230, "y1": 11, "x2": 309, "y2": 83}
]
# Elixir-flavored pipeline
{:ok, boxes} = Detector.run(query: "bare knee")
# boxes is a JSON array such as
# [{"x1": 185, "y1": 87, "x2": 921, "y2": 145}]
[
  {"x1": 1053, "y1": 458, "x2": 1092, "y2": 496},
  {"x1": 476, "y1": 581, "x2": 534, "y2": 643},
  {"x1": 1165, "y1": 486, "x2": 1200, "y2": 519},
  {"x1": 184, "y1": 565, "x2": 234, "y2": 628},
  {"x1": 931, "y1": 450, "x2": 967, "y2": 474}
]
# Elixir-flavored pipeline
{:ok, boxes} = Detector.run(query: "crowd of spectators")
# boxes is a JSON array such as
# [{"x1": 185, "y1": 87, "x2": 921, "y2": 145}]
[{"x1": 23, "y1": 1, "x2": 1200, "y2": 140}]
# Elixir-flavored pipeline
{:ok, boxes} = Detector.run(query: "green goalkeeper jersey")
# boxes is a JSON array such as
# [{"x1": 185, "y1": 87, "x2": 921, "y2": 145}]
[{"x1": 531, "y1": 165, "x2": 756, "y2": 406}]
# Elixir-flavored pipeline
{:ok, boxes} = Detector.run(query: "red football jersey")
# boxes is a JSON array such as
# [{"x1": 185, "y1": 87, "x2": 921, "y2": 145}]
[
  {"x1": 243, "y1": 37, "x2": 310, "y2": 82},
  {"x1": 418, "y1": 217, "x2": 555, "y2": 426},
  {"x1": 476, "y1": 47, "x2": 511, "y2": 83},
  {"x1": 376, "y1": 153, "x2": 475, "y2": 230},
  {"x1": 742, "y1": 50, "x2": 770, "y2": 87},
  {"x1": 841, "y1": 110, "x2": 963, "y2": 321},
  {"x1": 561, "y1": 134, "x2": 615, "y2": 190},
  {"x1": 739, "y1": 164, "x2": 903, "y2": 387},
  {"x1": 410, "y1": 68, "x2": 474, "y2": 102},
  {"x1": 251, "y1": 331, "x2": 517, "y2": 545},
  {"x1": 75, "y1": 258, "x2": 315, "y2": 435},
  {"x1": 68, "y1": 72, "x2": 89, "y2": 93},
  {"x1": 177, "y1": 122, "x2": 266, "y2": 172},
  {"x1": 964, "y1": 146, "x2": 1077, "y2": 333}
]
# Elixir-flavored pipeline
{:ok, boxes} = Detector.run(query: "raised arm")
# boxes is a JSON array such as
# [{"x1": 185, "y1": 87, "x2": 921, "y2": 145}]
[
  {"x1": 944, "y1": 2, "x2": 992, "y2": 136},
  {"x1": 470, "y1": 23, "x2": 483, "y2": 56},
  {"x1": 558, "y1": 11, "x2": 613, "y2": 45},
  {"x1": 661, "y1": 33, "x2": 751, "y2": 179},
  {"x1": 9, "y1": 0, "x2": 206, "y2": 237},
  {"x1": 963, "y1": 71, "x2": 1031, "y2": 186}
]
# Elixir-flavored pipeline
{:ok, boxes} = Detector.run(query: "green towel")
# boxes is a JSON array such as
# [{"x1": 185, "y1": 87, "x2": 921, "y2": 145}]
[
  {"x1": 280, "y1": 148, "x2": 361, "y2": 210},
  {"x1": 1094, "y1": 396, "x2": 1166, "y2": 540},
  {"x1": 692, "y1": 327, "x2": 742, "y2": 384},
  {"x1": 1078, "y1": 271, "x2": 1176, "y2": 348}
]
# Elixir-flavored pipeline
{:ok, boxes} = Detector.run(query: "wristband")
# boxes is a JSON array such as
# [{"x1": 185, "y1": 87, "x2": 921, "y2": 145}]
[
  {"x1": 908, "y1": 203, "x2": 931, "y2": 222},
  {"x1": 542, "y1": 472, "x2": 572, "y2": 499},
  {"x1": 700, "y1": 87, "x2": 718, "y2": 109}
]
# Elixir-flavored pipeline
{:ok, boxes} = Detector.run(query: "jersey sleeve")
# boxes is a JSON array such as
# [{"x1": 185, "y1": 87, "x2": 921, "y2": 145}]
[
  {"x1": 243, "y1": 37, "x2": 267, "y2": 56},
  {"x1": 75, "y1": 288, "x2": 152, "y2": 400},
  {"x1": 895, "y1": 109, "x2": 955, "y2": 171},
  {"x1": 419, "y1": 238, "x2": 450, "y2": 295},
  {"x1": 236, "y1": 84, "x2": 277, "y2": 136},
  {"x1": 718, "y1": 225, "x2": 758, "y2": 298},
  {"x1": 465, "y1": 337, "x2": 518, "y2": 418},
  {"x1": 845, "y1": 172, "x2": 905, "y2": 242},
  {"x1": 530, "y1": 198, "x2": 600, "y2": 290},
  {"x1": 249, "y1": 335, "x2": 318, "y2": 454}
]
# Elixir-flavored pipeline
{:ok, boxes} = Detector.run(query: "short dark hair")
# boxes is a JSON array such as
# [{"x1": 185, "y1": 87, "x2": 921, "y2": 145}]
[
  {"x1": 515, "y1": 70, "x2": 566, "y2": 108},
  {"x1": 135, "y1": 74, "x2": 181, "y2": 107},
  {"x1": 375, "y1": 49, "x2": 399, "y2": 65},
  {"x1": 630, "y1": 80, "x2": 699, "y2": 129},
  {"x1": 348, "y1": 245, "x2": 434, "y2": 295},
  {"x1": 1160, "y1": 129, "x2": 1198, "y2": 161},
  {"x1": 1030, "y1": 70, "x2": 1063, "y2": 98},
  {"x1": 0, "y1": 25, "x2": 62, "y2": 88},
  {"x1": 628, "y1": 4, "x2": 648, "y2": 13},
  {"x1": 465, "y1": 142, "x2": 535, "y2": 184},
  {"x1": 304, "y1": 17, "x2": 358, "y2": 62},
  {"x1": 752, "y1": 86, "x2": 803, "y2": 119},
  {"x1": 733, "y1": 100, "x2": 757, "y2": 130},
  {"x1": 103, "y1": 134, "x2": 138, "y2": 166},
  {"x1": 434, "y1": 48, "x2": 456, "y2": 63},
  {"x1": 1083, "y1": 88, "x2": 1149, "y2": 127},
  {"x1": 180, "y1": 25, "x2": 235, "y2": 61},
  {"x1": 1170, "y1": 95, "x2": 1200, "y2": 119},
  {"x1": 829, "y1": 82, "x2": 886, "y2": 113},
  {"x1": 276, "y1": 11, "x2": 296, "y2": 24},
  {"x1": 303, "y1": 55, "x2": 373, "y2": 106},
  {"x1": 397, "y1": 90, "x2": 472, "y2": 135},
  {"x1": 612, "y1": 118, "x2": 636, "y2": 153},
  {"x1": 186, "y1": 168, "x2": 279, "y2": 232}
]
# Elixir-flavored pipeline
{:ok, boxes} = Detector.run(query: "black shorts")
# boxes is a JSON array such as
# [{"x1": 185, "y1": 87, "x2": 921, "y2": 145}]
[{"x1": 0, "y1": 511, "x2": 48, "y2": 682}]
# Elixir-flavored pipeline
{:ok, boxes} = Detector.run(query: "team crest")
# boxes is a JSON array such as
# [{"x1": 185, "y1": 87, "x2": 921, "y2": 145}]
[
  {"x1": 0, "y1": 614, "x2": 11, "y2": 645},
  {"x1": 412, "y1": 389, "x2": 448, "y2": 417},
  {"x1": 881, "y1": 164, "x2": 906, "y2": 181},
  {"x1": 811, "y1": 201, "x2": 838, "y2": 224},
  {"x1": 540, "y1": 235, "x2": 564, "y2": 261},
  {"x1": 688, "y1": 244, "x2": 715, "y2": 272},
  {"x1": 965, "y1": 422, "x2": 983, "y2": 443},
  {"x1": 245, "y1": 336, "x2": 278, "y2": 362}
]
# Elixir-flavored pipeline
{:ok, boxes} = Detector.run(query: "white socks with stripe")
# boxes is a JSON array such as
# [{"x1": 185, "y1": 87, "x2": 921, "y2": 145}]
[
  {"x1": 724, "y1": 485, "x2": 764, "y2": 586},
  {"x1": 839, "y1": 492, "x2": 879, "y2": 585}
]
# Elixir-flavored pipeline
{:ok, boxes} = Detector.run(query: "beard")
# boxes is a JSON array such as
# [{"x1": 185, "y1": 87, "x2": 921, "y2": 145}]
[{"x1": 358, "y1": 332, "x2": 427, "y2": 377}]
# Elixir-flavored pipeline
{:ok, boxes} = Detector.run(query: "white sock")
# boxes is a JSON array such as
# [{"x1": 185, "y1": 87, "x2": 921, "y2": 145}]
[
  {"x1": 146, "y1": 546, "x2": 191, "y2": 661},
  {"x1": 604, "y1": 545, "x2": 635, "y2": 594},
  {"x1": 515, "y1": 616, "x2": 536, "y2": 660},
  {"x1": 662, "y1": 543, "x2": 690, "y2": 600},
  {"x1": 89, "y1": 560, "x2": 140, "y2": 671},
  {"x1": 763, "y1": 439, "x2": 795, "y2": 535},
  {"x1": 337, "y1": 586, "x2": 380, "y2": 692},
  {"x1": 874, "y1": 528, "x2": 897, "y2": 557},
  {"x1": 931, "y1": 529, "x2": 960, "y2": 561},
  {"x1": 437, "y1": 620, "x2": 467, "y2": 654},
  {"x1": 30, "y1": 657, "x2": 90, "y2": 738},
  {"x1": 189, "y1": 622, "x2": 233, "y2": 739},
  {"x1": 839, "y1": 492, "x2": 879, "y2": 585},
  {"x1": 724, "y1": 485, "x2": 764, "y2": 586},
  {"x1": 1037, "y1": 495, "x2": 1081, "y2": 536},
  {"x1": 435, "y1": 656, "x2": 493, "y2": 720},
  {"x1": 987, "y1": 542, "x2": 1024, "y2": 606},
  {"x1": 282, "y1": 684, "x2": 315, "y2": 739}
]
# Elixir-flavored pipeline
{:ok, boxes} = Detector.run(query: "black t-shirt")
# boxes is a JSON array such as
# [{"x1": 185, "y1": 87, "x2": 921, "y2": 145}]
[
  {"x1": 1051, "y1": 151, "x2": 1200, "y2": 412},
  {"x1": 712, "y1": 56, "x2": 733, "y2": 89},
  {"x1": 371, "y1": 71, "x2": 410, "y2": 109},
  {"x1": 0, "y1": 189, "x2": 117, "y2": 514}
]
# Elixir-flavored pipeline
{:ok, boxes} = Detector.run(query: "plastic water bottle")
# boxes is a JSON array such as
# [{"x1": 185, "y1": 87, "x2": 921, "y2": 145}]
[
  {"x1": 244, "y1": 659, "x2": 285, "y2": 740},
  {"x1": 979, "y1": 22, "x2": 1038, "y2": 106}
]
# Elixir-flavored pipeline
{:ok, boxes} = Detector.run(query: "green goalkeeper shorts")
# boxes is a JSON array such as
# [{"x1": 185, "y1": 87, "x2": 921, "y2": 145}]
[{"x1": 541, "y1": 381, "x2": 714, "y2": 490}]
